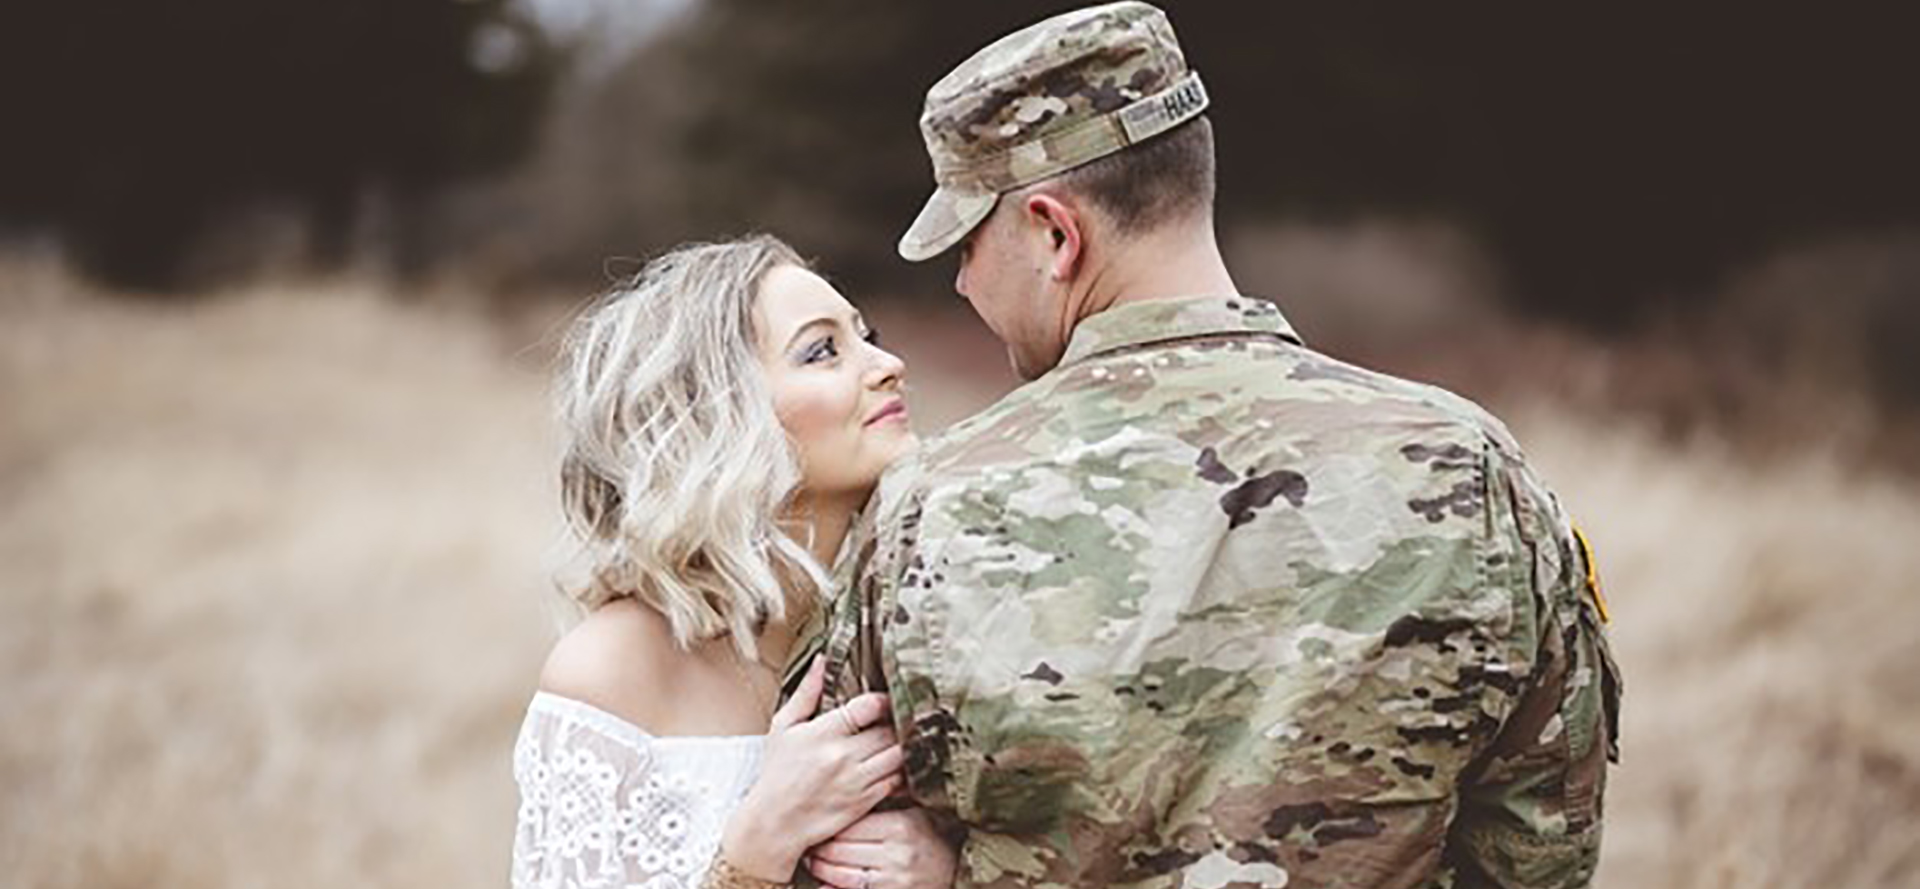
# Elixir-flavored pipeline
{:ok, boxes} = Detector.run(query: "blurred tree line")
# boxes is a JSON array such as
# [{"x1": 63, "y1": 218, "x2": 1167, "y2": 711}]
[
  {"x1": 4, "y1": 1, "x2": 1917, "y2": 402},
  {"x1": 0, "y1": 0, "x2": 559, "y2": 287}
]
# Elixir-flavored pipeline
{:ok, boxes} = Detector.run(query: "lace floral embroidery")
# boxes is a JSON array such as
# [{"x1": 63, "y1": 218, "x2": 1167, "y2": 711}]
[{"x1": 511, "y1": 694, "x2": 762, "y2": 889}]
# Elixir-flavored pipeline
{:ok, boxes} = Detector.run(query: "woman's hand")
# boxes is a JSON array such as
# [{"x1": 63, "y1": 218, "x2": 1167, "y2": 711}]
[
  {"x1": 805, "y1": 807, "x2": 959, "y2": 889},
  {"x1": 719, "y1": 656, "x2": 904, "y2": 882}
]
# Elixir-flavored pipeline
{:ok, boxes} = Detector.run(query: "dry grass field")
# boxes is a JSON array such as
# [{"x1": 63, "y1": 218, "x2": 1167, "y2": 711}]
[{"x1": 3, "y1": 261, "x2": 1917, "y2": 888}]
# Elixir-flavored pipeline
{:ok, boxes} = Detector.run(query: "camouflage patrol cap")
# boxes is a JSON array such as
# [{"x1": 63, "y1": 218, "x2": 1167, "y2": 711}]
[{"x1": 897, "y1": 2, "x2": 1209, "y2": 262}]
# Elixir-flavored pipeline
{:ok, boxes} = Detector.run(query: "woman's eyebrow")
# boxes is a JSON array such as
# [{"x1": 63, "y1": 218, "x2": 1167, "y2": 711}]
[
  {"x1": 783, "y1": 316, "x2": 840, "y2": 351},
  {"x1": 783, "y1": 311, "x2": 865, "y2": 351}
]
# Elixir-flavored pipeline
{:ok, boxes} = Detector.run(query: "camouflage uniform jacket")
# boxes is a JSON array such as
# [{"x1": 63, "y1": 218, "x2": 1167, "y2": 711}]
[{"x1": 789, "y1": 295, "x2": 1622, "y2": 889}]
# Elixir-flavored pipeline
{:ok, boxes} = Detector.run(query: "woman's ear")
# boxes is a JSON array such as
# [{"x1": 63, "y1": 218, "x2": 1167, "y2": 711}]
[{"x1": 1023, "y1": 193, "x2": 1084, "y2": 282}]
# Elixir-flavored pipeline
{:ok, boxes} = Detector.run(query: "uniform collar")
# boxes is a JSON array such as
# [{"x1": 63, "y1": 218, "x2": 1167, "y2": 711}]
[{"x1": 1057, "y1": 295, "x2": 1303, "y2": 367}]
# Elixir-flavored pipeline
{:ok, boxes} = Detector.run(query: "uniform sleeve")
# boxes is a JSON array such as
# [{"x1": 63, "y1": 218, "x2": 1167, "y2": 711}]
[
  {"x1": 510, "y1": 701, "x2": 734, "y2": 889},
  {"x1": 1445, "y1": 449, "x2": 1622, "y2": 889},
  {"x1": 844, "y1": 466, "x2": 955, "y2": 811}
]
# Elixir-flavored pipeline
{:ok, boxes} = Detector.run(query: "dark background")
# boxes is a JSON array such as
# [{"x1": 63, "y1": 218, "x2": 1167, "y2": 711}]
[{"x1": 5, "y1": 1, "x2": 1919, "y2": 415}]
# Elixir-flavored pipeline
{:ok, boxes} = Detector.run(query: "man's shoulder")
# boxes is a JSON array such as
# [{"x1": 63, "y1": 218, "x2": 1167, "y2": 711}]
[{"x1": 910, "y1": 340, "x2": 1523, "y2": 487}]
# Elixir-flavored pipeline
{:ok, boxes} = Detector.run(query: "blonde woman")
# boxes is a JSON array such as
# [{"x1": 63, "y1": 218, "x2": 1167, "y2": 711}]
[{"x1": 510, "y1": 237, "x2": 956, "y2": 889}]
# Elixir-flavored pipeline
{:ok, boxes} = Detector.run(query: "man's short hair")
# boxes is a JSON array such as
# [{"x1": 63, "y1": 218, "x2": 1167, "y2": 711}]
[{"x1": 1051, "y1": 116, "x2": 1216, "y2": 235}]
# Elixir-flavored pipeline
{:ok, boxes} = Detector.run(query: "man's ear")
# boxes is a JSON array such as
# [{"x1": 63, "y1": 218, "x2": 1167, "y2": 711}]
[{"x1": 1022, "y1": 193, "x2": 1084, "y2": 282}]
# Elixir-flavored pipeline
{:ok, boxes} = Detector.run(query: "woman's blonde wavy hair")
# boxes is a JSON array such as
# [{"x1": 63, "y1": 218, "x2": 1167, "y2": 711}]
[{"x1": 553, "y1": 235, "x2": 829, "y2": 661}]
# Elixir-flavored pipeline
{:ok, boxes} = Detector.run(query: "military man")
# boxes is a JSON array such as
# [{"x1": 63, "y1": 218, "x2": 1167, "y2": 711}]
[{"x1": 791, "y1": 3, "x2": 1621, "y2": 887}]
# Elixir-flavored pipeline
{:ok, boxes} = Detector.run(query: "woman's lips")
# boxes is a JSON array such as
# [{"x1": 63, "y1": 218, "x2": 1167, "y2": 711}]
[{"x1": 865, "y1": 399, "x2": 908, "y2": 426}]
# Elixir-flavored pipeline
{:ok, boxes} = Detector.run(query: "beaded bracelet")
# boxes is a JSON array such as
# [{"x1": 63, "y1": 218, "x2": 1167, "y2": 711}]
[{"x1": 703, "y1": 854, "x2": 790, "y2": 889}]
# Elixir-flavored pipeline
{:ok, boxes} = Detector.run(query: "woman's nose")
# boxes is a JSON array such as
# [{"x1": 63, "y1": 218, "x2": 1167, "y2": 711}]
[{"x1": 867, "y1": 342, "x2": 906, "y2": 388}]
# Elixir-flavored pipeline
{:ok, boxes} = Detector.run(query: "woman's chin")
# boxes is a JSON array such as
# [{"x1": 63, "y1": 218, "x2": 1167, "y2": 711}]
[
  {"x1": 847, "y1": 434, "x2": 921, "y2": 497},
  {"x1": 880, "y1": 430, "x2": 921, "y2": 467}
]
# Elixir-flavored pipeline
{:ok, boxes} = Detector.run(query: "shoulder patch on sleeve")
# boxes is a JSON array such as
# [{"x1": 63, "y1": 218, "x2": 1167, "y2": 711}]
[{"x1": 1572, "y1": 524, "x2": 1610, "y2": 624}]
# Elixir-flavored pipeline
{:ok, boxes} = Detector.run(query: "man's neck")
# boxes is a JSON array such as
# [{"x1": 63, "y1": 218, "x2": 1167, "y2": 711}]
[{"x1": 1068, "y1": 216, "x2": 1240, "y2": 327}]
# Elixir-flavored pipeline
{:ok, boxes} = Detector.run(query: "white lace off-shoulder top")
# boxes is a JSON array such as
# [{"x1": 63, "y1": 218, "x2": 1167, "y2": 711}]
[{"x1": 510, "y1": 692, "x2": 764, "y2": 889}]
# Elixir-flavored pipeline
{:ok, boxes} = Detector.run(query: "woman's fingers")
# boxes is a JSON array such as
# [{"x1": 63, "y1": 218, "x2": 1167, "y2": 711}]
[
  {"x1": 808, "y1": 856, "x2": 876, "y2": 889},
  {"x1": 832, "y1": 692, "x2": 890, "y2": 734},
  {"x1": 862, "y1": 771, "x2": 904, "y2": 807},
  {"x1": 859, "y1": 743, "x2": 906, "y2": 785},
  {"x1": 816, "y1": 807, "x2": 952, "y2": 889},
  {"x1": 770, "y1": 655, "x2": 825, "y2": 732},
  {"x1": 811, "y1": 837, "x2": 887, "y2": 868},
  {"x1": 828, "y1": 809, "x2": 906, "y2": 843},
  {"x1": 841, "y1": 719, "x2": 895, "y2": 759}
]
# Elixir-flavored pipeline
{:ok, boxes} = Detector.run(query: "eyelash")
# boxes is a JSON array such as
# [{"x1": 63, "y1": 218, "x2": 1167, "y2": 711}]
[{"x1": 801, "y1": 328, "x2": 879, "y2": 365}]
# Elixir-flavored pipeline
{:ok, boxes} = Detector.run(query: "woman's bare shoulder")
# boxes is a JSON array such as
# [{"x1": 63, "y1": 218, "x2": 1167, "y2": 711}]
[{"x1": 537, "y1": 598, "x2": 684, "y2": 730}]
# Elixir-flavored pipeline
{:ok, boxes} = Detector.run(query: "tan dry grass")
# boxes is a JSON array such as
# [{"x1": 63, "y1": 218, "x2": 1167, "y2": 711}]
[
  {"x1": 1, "y1": 267, "x2": 1917, "y2": 887},
  {"x1": 1, "y1": 270, "x2": 561, "y2": 888}
]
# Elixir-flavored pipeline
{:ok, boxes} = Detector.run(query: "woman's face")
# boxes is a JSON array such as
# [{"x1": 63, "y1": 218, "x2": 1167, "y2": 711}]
[{"x1": 754, "y1": 264, "x2": 916, "y2": 502}]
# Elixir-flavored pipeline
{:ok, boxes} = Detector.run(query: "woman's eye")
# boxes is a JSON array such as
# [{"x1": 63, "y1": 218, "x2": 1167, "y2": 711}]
[
  {"x1": 803, "y1": 337, "x2": 838, "y2": 364},
  {"x1": 861, "y1": 327, "x2": 881, "y2": 347}
]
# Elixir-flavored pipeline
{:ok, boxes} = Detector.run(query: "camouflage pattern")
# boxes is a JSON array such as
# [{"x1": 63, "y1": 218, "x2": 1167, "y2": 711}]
[
  {"x1": 899, "y1": 2, "x2": 1209, "y2": 262},
  {"x1": 787, "y1": 296, "x2": 1622, "y2": 888}
]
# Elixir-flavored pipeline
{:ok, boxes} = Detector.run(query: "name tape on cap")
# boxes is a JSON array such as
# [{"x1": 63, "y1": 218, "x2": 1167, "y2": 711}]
[{"x1": 1119, "y1": 73, "x2": 1209, "y2": 146}]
